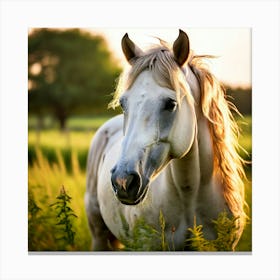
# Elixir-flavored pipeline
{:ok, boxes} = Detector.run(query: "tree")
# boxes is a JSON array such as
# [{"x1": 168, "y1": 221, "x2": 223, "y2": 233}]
[{"x1": 28, "y1": 28, "x2": 121, "y2": 130}]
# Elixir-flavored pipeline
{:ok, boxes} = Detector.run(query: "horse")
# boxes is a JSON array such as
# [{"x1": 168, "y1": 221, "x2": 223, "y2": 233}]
[{"x1": 85, "y1": 29, "x2": 247, "y2": 251}]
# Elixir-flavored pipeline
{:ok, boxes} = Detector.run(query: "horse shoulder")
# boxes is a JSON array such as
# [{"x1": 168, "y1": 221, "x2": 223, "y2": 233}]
[
  {"x1": 85, "y1": 115, "x2": 124, "y2": 249},
  {"x1": 86, "y1": 114, "x2": 123, "y2": 195}
]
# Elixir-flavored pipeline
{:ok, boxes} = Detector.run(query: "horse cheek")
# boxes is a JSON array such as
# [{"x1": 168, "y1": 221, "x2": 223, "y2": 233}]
[{"x1": 169, "y1": 102, "x2": 196, "y2": 158}]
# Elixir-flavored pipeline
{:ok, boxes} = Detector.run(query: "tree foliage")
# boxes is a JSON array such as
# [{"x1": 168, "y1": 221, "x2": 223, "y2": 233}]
[{"x1": 28, "y1": 28, "x2": 121, "y2": 129}]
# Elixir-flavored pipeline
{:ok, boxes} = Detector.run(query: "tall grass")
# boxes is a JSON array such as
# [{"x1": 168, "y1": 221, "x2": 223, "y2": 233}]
[{"x1": 28, "y1": 148, "x2": 91, "y2": 251}]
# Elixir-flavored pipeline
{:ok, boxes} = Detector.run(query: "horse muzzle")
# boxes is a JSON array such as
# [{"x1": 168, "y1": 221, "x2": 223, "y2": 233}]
[{"x1": 110, "y1": 166, "x2": 149, "y2": 205}]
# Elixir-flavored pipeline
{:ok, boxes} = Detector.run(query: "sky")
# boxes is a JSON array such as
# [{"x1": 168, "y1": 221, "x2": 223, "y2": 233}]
[{"x1": 88, "y1": 28, "x2": 251, "y2": 88}]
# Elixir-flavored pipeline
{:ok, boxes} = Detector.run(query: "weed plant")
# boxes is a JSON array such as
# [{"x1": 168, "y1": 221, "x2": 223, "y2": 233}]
[{"x1": 50, "y1": 186, "x2": 78, "y2": 250}]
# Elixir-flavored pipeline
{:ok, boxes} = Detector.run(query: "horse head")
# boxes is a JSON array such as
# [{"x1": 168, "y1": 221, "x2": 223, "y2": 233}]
[{"x1": 111, "y1": 30, "x2": 197, "y2": 205}]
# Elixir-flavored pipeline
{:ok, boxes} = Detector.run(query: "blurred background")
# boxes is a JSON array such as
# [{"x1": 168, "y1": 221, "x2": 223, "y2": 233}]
[{"x1": 28, "y1": 28, "x2": 251, "y2": 251}]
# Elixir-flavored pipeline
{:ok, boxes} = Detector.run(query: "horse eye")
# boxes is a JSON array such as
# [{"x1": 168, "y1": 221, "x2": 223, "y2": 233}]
[{"x1": 163, "y1": 98, "x2": 177, "y2": 112}]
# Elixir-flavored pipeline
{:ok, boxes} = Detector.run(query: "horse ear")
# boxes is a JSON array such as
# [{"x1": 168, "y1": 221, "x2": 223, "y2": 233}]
[
  {"x1": 121, "y1": 33, "x2": 143, "y2": 64},
  {"x1": 173, "y1": 29, "x2": 190, "y2": 67}
]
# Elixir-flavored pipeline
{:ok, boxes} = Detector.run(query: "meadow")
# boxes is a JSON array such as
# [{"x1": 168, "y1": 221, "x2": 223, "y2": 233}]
[{"x1": 28, "y1": 115, "x2": 252, "y2": 252}]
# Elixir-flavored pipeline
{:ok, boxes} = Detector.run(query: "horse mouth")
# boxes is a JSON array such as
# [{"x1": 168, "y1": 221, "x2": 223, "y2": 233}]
[{"x1": 116, "y1": 184, "x2": 149, "y2": 206}]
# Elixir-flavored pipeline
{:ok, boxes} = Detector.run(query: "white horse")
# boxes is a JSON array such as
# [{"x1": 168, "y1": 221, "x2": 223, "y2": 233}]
[{"x1": 85, "y1": 30, "x2": 247, "y2": 251}]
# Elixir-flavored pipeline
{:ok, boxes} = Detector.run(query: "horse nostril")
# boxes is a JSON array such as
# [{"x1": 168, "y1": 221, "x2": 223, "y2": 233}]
[
  {"x1": 111, "y1": 170, "x2": 144, "y2": 205},
  {"x1": 111, "y1": 171, "x2": 141, "y2": 193},
  {"x1": 124, "y1": 171, "x2": 142, "y2": 199},
  {"x1": 127, "y1": 172, "x2": 141, "y2": 191}
]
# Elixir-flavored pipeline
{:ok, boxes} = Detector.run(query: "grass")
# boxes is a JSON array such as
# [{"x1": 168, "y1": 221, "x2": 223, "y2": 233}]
[
  {"x1": 28, "y1": 115, "x2": 112, "y2": 131},
  {"x1": 28, "y1": 116, "x2": 108, "y2": 171},
  {"x1": 67, "y1": 116, "x2": 111, "y2": 131},
  {"x1": 237, "y1": 115, "x2": 252, "y2": 159},
  {"x1": 28, "y1": 129, "x2": 93, "y2": 152},
  {"x1": 28, "y1": 148, "x2": 91, "y2": 251},
  {"x1": 28, "y1": 115, "x2": 252, "y2": 251}
]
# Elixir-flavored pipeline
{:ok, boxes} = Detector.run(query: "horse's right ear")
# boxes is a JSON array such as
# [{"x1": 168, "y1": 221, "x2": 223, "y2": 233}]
[{"x1": 121, "y1": 33, "x2": 143, "y2": 64}]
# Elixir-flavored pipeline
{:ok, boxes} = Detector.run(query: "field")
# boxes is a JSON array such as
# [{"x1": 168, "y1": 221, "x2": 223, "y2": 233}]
[{"x1": 28, "y1": 115, "x2": 252, "y2": 251}]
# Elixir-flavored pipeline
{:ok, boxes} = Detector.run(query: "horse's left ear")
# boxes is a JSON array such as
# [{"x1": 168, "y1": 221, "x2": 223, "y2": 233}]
[
  {"x1": 173, "y1": 29, "x2": 190, "y2": 67},
  {"x1": 121, "y1": 33, "x2": 143, "y2": 64}
]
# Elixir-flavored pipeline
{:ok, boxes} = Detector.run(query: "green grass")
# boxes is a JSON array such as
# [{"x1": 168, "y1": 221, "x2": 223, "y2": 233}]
[
  {"x1": 28, "y1": 116, "x2": 110, "y2": 171},
  {"x1": 28, "y1": 115, "x2": 112, "y2": 131},
  {"x1": 235, "y1": 178, "x2": 252, "y2": 251},
  {"x1": 67, "y1": 116, "x2": 111, "y2": 131},
  {"x1": 236, "y1": 115, "x2": 252, "y2": 162},
  {"x1": 28, "y1": 129, "x2": 94, "y2": 150},
  {"x1": 28, "y1": 130, "x2": 93, "y2": 171},
  {"x1": 28, "y1": 115, "x2": 252, "y2": 251}
]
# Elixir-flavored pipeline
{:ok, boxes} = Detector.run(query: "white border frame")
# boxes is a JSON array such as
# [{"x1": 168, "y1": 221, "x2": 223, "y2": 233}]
[{"x1": 1, "y1": 1, "x2": 279, "y2": 279}]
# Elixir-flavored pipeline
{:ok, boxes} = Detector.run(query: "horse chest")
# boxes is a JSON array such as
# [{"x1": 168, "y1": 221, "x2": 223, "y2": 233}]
[{"x1": 98, "y1": 174, "x2": 192, "y2": 249}]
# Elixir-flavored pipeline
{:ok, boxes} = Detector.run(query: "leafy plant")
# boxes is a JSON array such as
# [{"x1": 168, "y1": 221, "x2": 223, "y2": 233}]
[
  {"x1": 28, "y1": 191, "x2": 57, "y2": 251},
  {"x1": 50, "y1": 185, "x2": 78, "y2": 249},
  {"x1": 119, "y1": 211, "x2": 177, "y2": 251},
  {"x1": 187, "y1": 211, "x2": 239, "y2": 251},
  {"x1": 28, "y1": 191, "x2": 42, "y2": 250},
  {"x1": 119, "y1": 214, "x2": 161, "y2": 251},
  {"x1": 159, "y1": 210, "x2": 168, "y2": 251},
  {"x1": 119, "y1": 210, "x2": 239, "y2": 251}
]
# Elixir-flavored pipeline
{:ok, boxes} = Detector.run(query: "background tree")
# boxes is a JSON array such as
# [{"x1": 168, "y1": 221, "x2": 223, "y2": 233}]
[{"x1": 28, "y1": 28, "x2": 121, "y2": 130}]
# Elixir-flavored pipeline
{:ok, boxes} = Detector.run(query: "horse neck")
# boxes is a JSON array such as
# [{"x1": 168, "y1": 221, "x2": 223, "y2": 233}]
[
  {"x1": 168, "y1": 114, "x2": 215, "y2": 215},
  {"x1": 169, "y1": 136, "x2": 200, "y2": 197},
  {"x1": 169, "y1": 66, "x2": 215, "y2": 195},
  {"x1": 184, "y1": 65, "x2": 214, "y2": 186}
]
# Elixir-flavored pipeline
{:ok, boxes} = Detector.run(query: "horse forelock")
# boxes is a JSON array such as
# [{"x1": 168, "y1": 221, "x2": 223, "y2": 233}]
[
  {"x1": 189, "y1": 55, "x2": 249, "y2": 247},
  {"x1": 109, "y1": 44, "x2": 194, "y2": 109}
]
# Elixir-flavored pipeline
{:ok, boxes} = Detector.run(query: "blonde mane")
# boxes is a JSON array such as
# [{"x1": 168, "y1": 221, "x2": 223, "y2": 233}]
[
  {"x1": 110, "y1": 45, "x2": 248, "y2": 246},
  {"x1": 189, "y1": 55, "x2": 248, "y2": 246}
]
